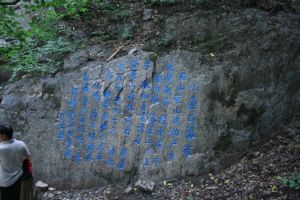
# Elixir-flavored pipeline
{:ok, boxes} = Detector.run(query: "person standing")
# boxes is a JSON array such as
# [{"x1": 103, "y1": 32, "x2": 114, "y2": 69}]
[{"x1": 0, "y1": 122, "x2": 30, "y2": 200}]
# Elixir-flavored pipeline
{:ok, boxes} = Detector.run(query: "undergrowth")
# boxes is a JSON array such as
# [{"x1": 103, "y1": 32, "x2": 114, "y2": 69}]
[{"x1": 0, "y1": 0, "x2": 131, "y2": 80}]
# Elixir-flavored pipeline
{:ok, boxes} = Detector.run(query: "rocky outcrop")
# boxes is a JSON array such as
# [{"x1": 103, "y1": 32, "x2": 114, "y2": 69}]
[{"x1": 0, "y1": 7, "x2": 299, "y2": 189}]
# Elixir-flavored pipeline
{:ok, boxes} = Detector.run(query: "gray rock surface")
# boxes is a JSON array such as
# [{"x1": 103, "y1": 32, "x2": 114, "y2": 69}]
[
  {"x1": 135, "y1": 179, "x2": 155, "y2": 192},
  {"x1": 0, "y1": 7, "x2": 299, "y2": 190},
  {"x1": 64, "y1": 49, "x2": 89, "y2": 69},
  {"x1": 143, "y1": 9, "x2": 154, "y2": 21},
  {"x1": 0, "y1": 39, "x2": 9, "y2": 48},
  {"x1": 35, "y1": 180, "x2": 49, "y2": 191},
  {"x1": 124, "y1": 185, "x2": 133, "y2": 194}
]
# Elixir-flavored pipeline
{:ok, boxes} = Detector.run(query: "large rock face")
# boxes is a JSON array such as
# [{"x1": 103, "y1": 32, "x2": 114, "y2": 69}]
[{"x1": 0, "y1": 8, "x2": 299, "y2": 189}]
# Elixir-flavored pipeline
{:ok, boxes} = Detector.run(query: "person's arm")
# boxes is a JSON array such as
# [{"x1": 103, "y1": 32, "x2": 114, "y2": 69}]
[
  {"x1": 22, "y1": 142, "x2": 30, "y2": 160},
  {"x1": 22, "y1": 144, "x2": 33, "y2": 177}
]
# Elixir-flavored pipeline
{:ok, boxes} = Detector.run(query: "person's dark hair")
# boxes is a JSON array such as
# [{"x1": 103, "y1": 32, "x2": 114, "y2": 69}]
[{"x1": 0, "y1": 122, "x2": 13, "y2": 139}]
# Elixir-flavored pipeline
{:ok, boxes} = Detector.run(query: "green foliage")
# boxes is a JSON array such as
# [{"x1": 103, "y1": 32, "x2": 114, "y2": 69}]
[
  {"x1": 147, "y1": 0, "x2": 176, "y2": 4},
  {"x1": 146, "y1": 0, "x2": 209, "y2": 6},
  {"x1": 0, "y1": 0, "x2": 90, "y2": 80},
  {"x1": 5, "y1": 37, "x2": 75, "y2": 79},
  {"x1": 28, "y1": 0, "x2": 91, "y2": 18},
  {"x1": 0, "y1": 7, "x2": 28, "y2": 41},
  {"x1": 58, "y1": 0, "x2": 90, "y2": 16},
  {"x1": 93, "y1": 1, "x2": 132, "y2": 22},
  {"x1": 275, "y1": 175, "x2": 300, "y2": 190},
  {"x1": 0, "y1": 0, "x2": 133, "y2": 80},
  {"x1": 28, "y1": 9, "x2": 61, "y2": 41},
  {"x1": 187, "y1": 195, "x2": 194, "y2": 200},
  {"x1": 122, "y1": 27, "x2": 133, "y2": 40}
]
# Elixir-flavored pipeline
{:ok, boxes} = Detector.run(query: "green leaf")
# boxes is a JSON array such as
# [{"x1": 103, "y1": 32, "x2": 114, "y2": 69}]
[
  {"x1": 274, "y1": 176, "x2": 282, "y2": 181},
  {"x1": 282, "y1": 178, "x2": 289, "y2": 185}
]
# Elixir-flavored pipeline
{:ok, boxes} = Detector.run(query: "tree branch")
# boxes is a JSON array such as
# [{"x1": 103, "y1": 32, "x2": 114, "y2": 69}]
[{"x1": 0, "y1": 0, "x2": 20, "y2": 6}]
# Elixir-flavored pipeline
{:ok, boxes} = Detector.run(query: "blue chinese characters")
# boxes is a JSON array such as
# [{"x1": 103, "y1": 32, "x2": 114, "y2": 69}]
[{"x1": 58, "y1": 61, "x2": 200, "y2": 171}]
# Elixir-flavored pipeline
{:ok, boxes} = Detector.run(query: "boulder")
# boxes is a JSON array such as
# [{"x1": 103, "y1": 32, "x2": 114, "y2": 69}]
[
  {"x1": 35, "y1": 180, "x2": 49, "y2": 191},
  {"x1": 143, "y1": 9, "x2": 154, "y2": 21},
  {"x1": 135, "y1": 179, "x2": 155, "y2": 192},
  {"x1": 124, "y1": 185, "x2": 133, "y2": 194},
  {"x1": 0, "y1": 7, "x2": 299, "y2": 190}
]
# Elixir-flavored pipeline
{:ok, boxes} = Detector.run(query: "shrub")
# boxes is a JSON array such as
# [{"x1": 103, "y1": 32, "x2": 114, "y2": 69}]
[{"x1": 275, "y1": 175, "x2": 300, "y2": 190}]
